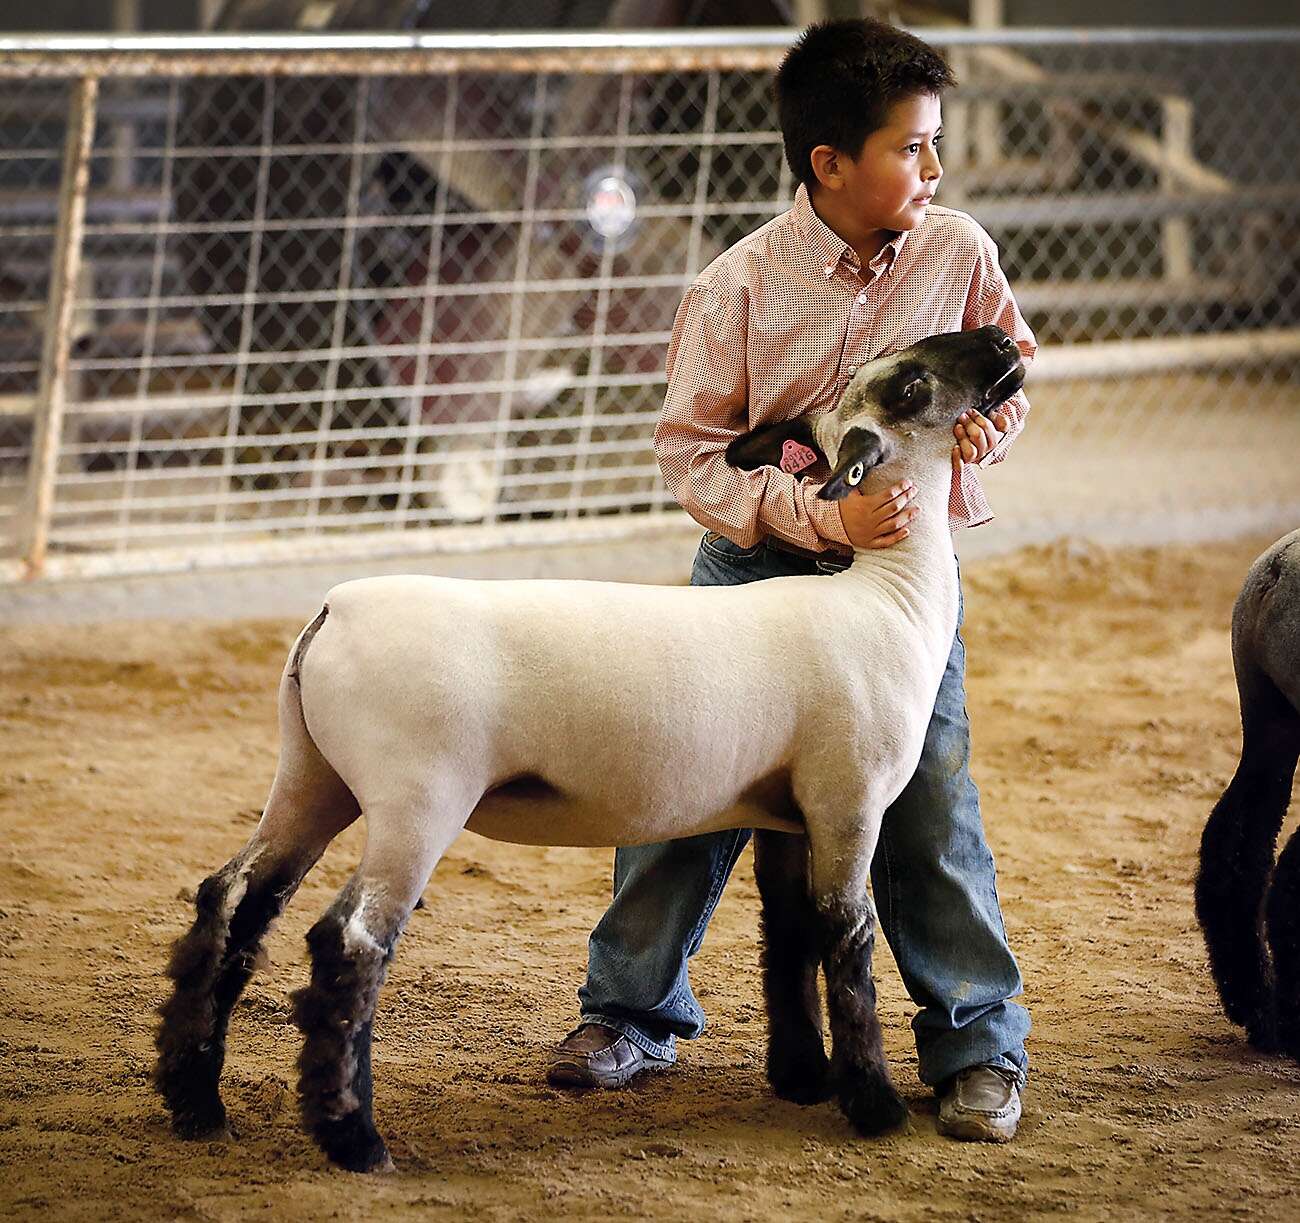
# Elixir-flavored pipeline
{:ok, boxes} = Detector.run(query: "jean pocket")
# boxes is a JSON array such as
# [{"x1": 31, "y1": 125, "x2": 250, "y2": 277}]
[
  {"x1": 700, "y1": 530, "x2": 764, "y2": 563},
  {"x1": 815, "y1": 555, "x2": 851, "y2": 575}
]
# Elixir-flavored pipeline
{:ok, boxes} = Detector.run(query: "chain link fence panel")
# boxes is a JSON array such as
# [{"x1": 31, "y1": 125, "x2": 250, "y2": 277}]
[{"x1": 1, "y1": 30, "x2": 1297, "y2": 579}]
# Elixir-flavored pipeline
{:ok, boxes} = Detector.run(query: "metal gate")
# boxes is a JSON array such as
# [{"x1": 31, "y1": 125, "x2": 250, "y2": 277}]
[{"x1": 1, "y1": 29, "x2": 1297, "y2": 580}]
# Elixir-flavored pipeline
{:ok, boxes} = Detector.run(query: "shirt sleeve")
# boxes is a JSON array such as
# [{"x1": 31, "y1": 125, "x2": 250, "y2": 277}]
[
  {"x1": 963, "y1": 228, "x2": 1037, "y2": 468},
  {"x1": 653, "y1": 280, "x2": 851, "y2": 551}
]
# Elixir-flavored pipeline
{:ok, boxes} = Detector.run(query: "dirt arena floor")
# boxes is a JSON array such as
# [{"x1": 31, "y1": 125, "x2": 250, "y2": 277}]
[{"x1": 3, "y1": 535, "x2": 1300, "y2": 1221}]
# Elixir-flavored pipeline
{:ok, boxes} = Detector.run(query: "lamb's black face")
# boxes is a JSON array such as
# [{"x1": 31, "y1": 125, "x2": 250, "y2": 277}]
[
  {"x1": 724, "y1": 325, "x2": 1027, "y2": 502},
  {"x1": 863, "y1": 326, "x2": 1025, "y2": 428}
]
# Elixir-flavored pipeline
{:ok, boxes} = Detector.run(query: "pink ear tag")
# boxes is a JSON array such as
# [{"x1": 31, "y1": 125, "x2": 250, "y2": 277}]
[{"x1": 779, "y1": 438, "x2": 818, "y2": 475}]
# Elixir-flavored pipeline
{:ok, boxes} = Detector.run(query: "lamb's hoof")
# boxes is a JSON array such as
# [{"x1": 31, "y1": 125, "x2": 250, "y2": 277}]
[
  {"x1": 768, "y1": 1047, "x2": 834, "y2": 1105},
  {"x1": 1272, "y1": 1024, "x2": 1300, "y2": 1064},
  {"x1": 1246, "y1": 1020, "x2": 1280, "y2": 1054},
  {"x1": 839, "y1": 1077, "x2": 910, "y2": 1137},
  {"x1": 1235, "y1": 1002, "x2": 1280, "y2": 1053},
  {"x1": 170, "y1": 1099, "x2": 230, "y2": 1141},
  {"x1": 315, "y1": 1112, "x2": 394, "y2": 1174}
]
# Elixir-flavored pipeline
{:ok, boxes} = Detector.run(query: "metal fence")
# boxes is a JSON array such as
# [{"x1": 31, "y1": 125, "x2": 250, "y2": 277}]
[{"x1": 1, "y1": 29, "x2": 1298, "y2": 581}]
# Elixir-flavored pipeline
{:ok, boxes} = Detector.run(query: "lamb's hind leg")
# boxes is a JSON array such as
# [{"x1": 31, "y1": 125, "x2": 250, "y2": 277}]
[
  {"x1": 1195, "y1": 683, "x2": 1300, "y2": 1050},
  {"x1": 805, "y1": 808, "x2": 908, "y2": 1136},
  {"x1": 292, "y1": 790, "x2": 467, "y2": 1173},
  {"x1": 753, "y1": 830, "x2": 832, "y2": 1104},
  {"x1": 154, "y1": 784, "x2": 359, "y2": 1138},
  {"x1": 155, "y1": 651, "x2": 360, "y2": 1141}
]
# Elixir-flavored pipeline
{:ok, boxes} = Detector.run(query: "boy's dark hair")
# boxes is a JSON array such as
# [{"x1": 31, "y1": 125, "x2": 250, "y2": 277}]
[{"x1": 775, "y1": 19, "x2": 957, "y2": 188}]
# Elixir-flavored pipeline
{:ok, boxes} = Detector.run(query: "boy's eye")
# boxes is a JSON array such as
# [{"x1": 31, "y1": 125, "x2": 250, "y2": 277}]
[{"x1": 905, "y1": 135, "x2": 943, "y2": 155}]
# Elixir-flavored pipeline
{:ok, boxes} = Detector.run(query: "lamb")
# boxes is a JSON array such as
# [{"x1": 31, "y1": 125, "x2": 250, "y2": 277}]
[
  {"x1": 153, "y1": 325, "x2": 1027, "y2": 1172},
  {"x1": 1195, "y1": 529, "x2": 1300, "y2": 1055}
]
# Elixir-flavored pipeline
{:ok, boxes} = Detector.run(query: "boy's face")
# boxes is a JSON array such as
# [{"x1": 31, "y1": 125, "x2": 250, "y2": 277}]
[{"x1": 815, "y1": 92, "x2": 944, "y2": 234}]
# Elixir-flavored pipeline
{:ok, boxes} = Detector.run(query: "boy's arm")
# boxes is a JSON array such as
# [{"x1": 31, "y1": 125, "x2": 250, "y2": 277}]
[
  {"x1": 654, "y1": 281, "x2": 852, "y2": 552},
  {"x1": 960, "y1": 229, "x2": 1037, "y2": 468}
]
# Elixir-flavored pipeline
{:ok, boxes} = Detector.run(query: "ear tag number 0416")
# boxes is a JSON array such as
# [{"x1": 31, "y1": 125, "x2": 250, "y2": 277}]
[{"x1": 780, "y1": 438, "x2": 818, "y2": 475}]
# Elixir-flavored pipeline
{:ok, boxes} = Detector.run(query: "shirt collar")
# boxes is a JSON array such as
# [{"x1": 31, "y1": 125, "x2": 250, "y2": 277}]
[{"x1": 792, "y1": 182, "x2": 909, "y2": 279}]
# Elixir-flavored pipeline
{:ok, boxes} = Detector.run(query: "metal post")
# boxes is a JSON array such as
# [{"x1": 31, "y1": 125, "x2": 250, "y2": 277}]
[
  {"x1": 970, "y1": 0, "x2": 1003, "y2": 167},
  {"x1": 1161, "y1": 94, "x2": 1194, "y2": 283},
  {"x1": 941, "y1": 47, "x2": 970, "y2": 208},
  {"x1": 21, "y1": 75, "x2": 99, "y2": 580},
  {"x1": 197, "y1": 0, "x2": 224, "y2": 28},
  {"x1": 793, "y1": 0, "x2": 830, "y2": 23},
  {"x1": 110, "y1": 0, "x2": 139, "y2": 191}
]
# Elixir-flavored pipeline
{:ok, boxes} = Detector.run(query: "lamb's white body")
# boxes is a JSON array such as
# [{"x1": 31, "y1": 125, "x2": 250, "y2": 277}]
[{"x1": 299, "y1": 503, "x2": 958, "y2": 851}]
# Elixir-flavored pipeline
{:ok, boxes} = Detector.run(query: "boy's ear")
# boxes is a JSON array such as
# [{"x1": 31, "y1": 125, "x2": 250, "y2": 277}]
[
  {"x1": 725, "y1": 417, "x2": 825, "y2": 474},
  {"x1": 809, "y1": 145, "x2": 843, "y2": 192},
  {"x1": 817, "y1": 426, "x2": 892, "y2": 500}
]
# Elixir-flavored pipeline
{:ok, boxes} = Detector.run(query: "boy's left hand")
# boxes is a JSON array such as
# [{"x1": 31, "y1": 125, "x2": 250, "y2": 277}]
[{"x1": 952, "y1": 408, "x2": 1010, "y2": 472}]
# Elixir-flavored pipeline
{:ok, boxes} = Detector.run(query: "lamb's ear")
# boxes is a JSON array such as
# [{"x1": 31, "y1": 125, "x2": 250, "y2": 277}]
[
  {"x1": 817, "y1": 426, "x2": 892, "y2": 500},
  {"x1": 725, "y1": 417, "x2": 825, "y2": 474}
]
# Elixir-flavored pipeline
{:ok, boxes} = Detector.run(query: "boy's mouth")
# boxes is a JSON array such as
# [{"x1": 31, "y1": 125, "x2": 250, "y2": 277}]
[{"x1": 911, "y1": 194, "x2": 934, "y2": 205}]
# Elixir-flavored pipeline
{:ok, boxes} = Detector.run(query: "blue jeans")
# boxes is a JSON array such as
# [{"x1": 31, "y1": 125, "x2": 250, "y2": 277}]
[{"x1": 578, "y1": 532, "x2": 1030, "y2": 1088}]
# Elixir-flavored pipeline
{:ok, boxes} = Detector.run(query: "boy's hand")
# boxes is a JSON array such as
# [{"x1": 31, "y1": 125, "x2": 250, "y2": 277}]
[
  {"x1": 837, "y1": 479, "x2": 918, "y2": 550},
  {"x1": 952, "y1": 409, "x2": 1011, "y2": 472}
]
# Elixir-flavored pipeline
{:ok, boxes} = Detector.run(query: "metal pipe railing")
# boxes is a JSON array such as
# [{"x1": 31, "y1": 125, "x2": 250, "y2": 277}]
[
  {"x1": 19, "y1": 76, "x2": 97, "y2": 580},
  {"x1": 0, "y1": 27, "x2": 1297, "y2": 79}
]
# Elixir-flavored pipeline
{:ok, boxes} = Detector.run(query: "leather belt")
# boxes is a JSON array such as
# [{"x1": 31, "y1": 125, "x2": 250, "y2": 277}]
[{"x1": 765, "y1": 535, "x2": 852, "y2": 564}]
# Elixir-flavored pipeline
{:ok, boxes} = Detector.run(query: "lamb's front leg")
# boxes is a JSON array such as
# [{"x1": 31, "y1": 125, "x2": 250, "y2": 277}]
[
  {"x1": 1266, "y1": 820, "x2": 1300, "y2": 1059},
  {"x1": 817, "y1": 890, "x2": 907, "y2": 1134},
  {"x1": 753, "y1": 830, "x2": 832, "y2": 1104},
  {"x1": 805, "y1": 808, "x2": 908, "y2": 1136}
]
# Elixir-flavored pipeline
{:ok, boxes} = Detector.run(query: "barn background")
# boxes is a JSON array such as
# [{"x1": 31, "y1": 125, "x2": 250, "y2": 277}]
[{"x1": 2, "y1": 3, "x2": 1300, "y2": 1220}]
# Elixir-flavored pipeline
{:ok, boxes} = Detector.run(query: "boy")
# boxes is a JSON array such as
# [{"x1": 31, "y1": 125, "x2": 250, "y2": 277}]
[{"x1": 548, "y1": 19, "x2": 1035, "y2": 1143}]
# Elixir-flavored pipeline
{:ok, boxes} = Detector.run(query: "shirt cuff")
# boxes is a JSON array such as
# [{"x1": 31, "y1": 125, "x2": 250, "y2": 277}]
[{"x1": 814, "y1": 495, "x2": 853, "y2": 548}]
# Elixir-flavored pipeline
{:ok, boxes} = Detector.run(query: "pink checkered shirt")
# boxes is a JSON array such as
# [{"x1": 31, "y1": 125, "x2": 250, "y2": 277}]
[{"x1": 654, "y1": 184, "x2": 1037, "y2": 552}]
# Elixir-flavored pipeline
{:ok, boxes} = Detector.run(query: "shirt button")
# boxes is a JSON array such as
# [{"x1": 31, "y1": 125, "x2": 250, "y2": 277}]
[
  {"x1": 847, "y1": 363, "x2": 858, "y2": 374},
  {"x1": 857, "y1": 291, "x2": 868, "y2": 304},
  {"x1": 824, "y1": 265, "x2": 834, "y2": 278}
]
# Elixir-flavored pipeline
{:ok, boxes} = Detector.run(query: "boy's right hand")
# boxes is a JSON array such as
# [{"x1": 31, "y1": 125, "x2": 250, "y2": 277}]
[{"x1": 836, "y1": 479, "x2": 918, "y2": 549}]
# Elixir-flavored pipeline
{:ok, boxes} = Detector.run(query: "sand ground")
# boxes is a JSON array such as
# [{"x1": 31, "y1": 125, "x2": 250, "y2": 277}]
[{"x1": 2, "y1": 535, "x2": 1299, "y2": 1221}]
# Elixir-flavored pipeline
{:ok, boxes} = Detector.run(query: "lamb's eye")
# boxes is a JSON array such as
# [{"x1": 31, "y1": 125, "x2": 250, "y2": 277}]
[
  {"x1": 847, "y1": 462, "x2": 865, "y2": 486},
  {"x1": 902, "y1": 379, "x2": 923, "y2": 398}
]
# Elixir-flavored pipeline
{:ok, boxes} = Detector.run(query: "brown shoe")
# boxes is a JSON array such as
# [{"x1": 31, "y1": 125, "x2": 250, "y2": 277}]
[
  {"x1": 936, "y1": 1064, "x2": 1022, "y2": 1143},
  {"x1": 546, "y1": 1023, "x2": 672, "y2": 1089}
]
